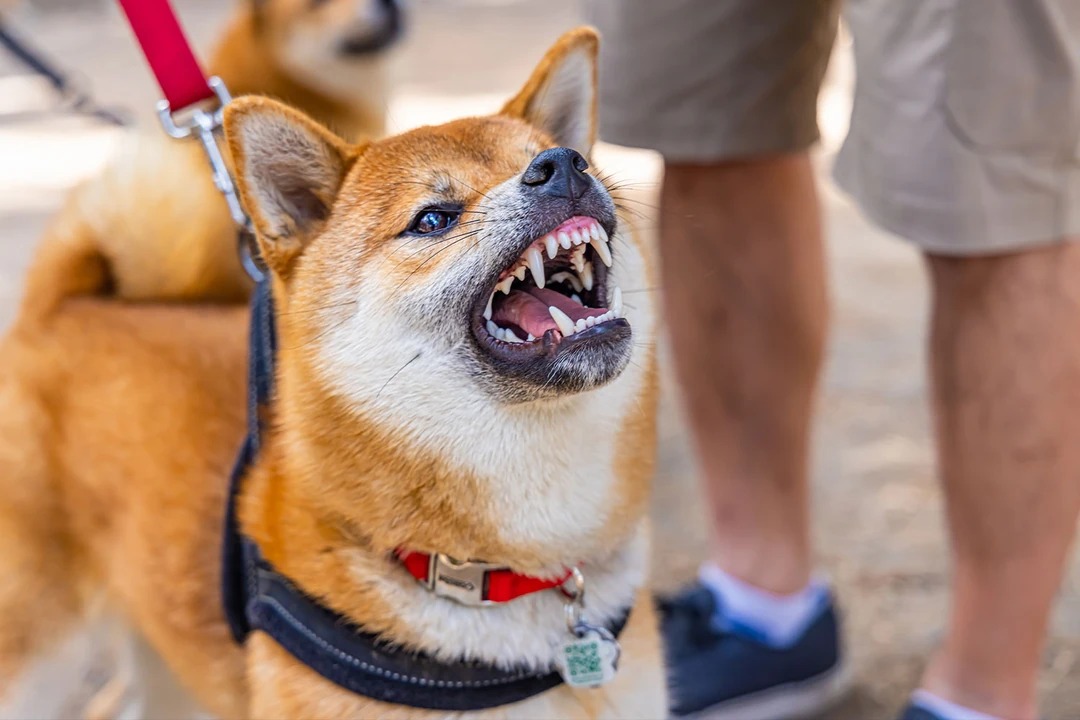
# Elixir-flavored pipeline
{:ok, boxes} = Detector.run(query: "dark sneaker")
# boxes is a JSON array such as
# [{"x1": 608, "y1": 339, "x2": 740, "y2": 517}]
[
  {"x1": 898, "y1": 705, "x2": 946, "y2": 720},
  {"x1": 660, "y1": 582, "x2": 851, "y2": 719}
]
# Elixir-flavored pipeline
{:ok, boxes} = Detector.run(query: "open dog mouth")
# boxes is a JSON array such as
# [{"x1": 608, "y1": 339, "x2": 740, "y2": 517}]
[{"x1": 472, "y1": 215, "x2": 627, "y2": 362}]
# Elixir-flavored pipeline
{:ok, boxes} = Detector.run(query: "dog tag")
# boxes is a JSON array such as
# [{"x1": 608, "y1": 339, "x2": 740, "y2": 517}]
[{"x1": 554, "y1": 622, "x2": 621, "y2": 689}]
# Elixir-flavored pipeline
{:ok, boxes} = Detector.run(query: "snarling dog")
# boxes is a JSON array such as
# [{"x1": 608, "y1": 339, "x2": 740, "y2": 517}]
[{"x1": 0, "y1": 28, "x2": 665, "y2": 719}]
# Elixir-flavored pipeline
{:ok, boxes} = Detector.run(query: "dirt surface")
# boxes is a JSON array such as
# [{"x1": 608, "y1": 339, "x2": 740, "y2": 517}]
[{"x1": 1, "y1": 1, "x2": 1079, "y2": 718}]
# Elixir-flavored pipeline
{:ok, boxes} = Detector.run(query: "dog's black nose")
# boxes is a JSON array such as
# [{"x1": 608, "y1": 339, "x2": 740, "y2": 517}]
[{"x1": 521, "y1": 147, "x2": 591, "y2": 200}]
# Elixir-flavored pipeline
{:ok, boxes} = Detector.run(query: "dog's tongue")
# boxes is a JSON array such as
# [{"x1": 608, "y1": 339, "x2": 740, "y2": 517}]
[{"x1": 493, "y1": 288, "x2": 609, "y2": 338}]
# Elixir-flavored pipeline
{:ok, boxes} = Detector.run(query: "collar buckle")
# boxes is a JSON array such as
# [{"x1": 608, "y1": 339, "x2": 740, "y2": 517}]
[{"x1": 427, "y1": 554, "x2": 500, "y2": 606}]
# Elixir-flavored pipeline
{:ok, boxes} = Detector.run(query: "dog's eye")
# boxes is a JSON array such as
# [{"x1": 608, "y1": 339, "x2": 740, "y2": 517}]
[{"x1": 409, "y1": 209, "x2": 459, "y2": 235}]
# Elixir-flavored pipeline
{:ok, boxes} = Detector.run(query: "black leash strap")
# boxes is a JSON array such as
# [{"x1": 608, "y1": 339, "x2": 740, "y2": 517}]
[{"x1": 0, "y1": 19, "x2": 129, "y2": 126}]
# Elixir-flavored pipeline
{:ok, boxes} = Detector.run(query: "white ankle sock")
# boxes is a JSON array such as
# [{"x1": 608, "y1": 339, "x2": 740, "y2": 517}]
[
  {"x1": 697, "y1": 563, "x2": 829, "y2": 649},
  {"x1": 911, "y1": 690, "x2": 1005, "y2": 720}
]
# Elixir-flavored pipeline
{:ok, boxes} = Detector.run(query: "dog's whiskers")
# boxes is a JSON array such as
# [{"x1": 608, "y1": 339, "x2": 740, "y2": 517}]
[
  {"x1": 276, "y1": 299, "x2": 359, "y2": 316},
  {"x1": 376, "y1": 351, "x2": 422, "y2": 400}
]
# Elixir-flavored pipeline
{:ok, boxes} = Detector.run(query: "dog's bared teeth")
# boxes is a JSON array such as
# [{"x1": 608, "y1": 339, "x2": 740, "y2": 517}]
[
  {"x1": 611, "y1": 286, "x2": 623, "y2": 318},
  {"x1": 574, "y1": 318, "x2": 588, "y2": 333},
  {"x1": 504, "y1": 328, "x2": 523, "y2": 343},
  {"x1": 513, "y1": 265, "x2": 527, "y2": 282},
  {"x1": 548, "y1": 306, "x2": 576, "y2": 336},
  {"x1": 585, "y1": 316, "x2": 597, "y2": 328},
  {"x1": 571, "y1": 293, "x2": 583, "y2": 304},
  {"x1": 526, "y1": 247, "x2": 546, "y2": 289},
  {"x1": 544, "y1": 234, "x2": 559, "y2": 259},
  {"x1": 497, "y1": 277, "x2": 514, "y2": 295},
  {"x1": 570, "y1": 229, "x2": 584, "y2": 246},
  {"x1": 590, "y1": 232, "x2": 613, "y2": 268},
  {"x1": 588, "y1": 223, "x2": 601, "y2": 241},
  {"x1": 581, "y1": 261, "x2": 594, "y2": 291},
  {"x1": 486, "y1": 320, "x2": 500, "y2": 336},
  {"x1": 527, "y1": 333, "x2": 536, "y2": 341},
  {"x1": 597, "y1": 225, "x2": 610, "y2": 243},
  {"x1": 557, "y1": 231, "x2": 572, "y2": 250},
  {"x1": 484, "y1": 293, "x2": 494, "y2": 320},
  {"x1": 550, "y1": 271, "x2": 583, "y2": 293}
]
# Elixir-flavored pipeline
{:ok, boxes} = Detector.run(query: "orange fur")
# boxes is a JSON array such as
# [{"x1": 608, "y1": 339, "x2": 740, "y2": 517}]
[{"x1": 0, "y1": 27, "x2": 665, "y2": 719}]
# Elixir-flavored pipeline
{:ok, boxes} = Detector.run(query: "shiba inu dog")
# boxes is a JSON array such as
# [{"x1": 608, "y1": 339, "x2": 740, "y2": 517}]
[
  {"x1": 36, "y1": 0, "x2": 401, "y2": 308},
  {"x1": 0, "y1": 28, "x2": 666, "y2": 719}
]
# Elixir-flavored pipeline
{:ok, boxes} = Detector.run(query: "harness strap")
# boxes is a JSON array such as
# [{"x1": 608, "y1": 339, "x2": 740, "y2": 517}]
[
  {"x1": 221, "y1": 280, "x2": 276, "y2": 643},
  {"x1": 238, "y1": 537, "x2": 606, "y2": 711},
  {"x1": 115, "y1": 0, "x2": 215, "y2": 111}
]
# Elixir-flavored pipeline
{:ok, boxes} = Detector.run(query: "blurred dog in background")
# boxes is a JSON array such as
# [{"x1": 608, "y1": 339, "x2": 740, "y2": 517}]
[{"x1": 30, "y1": 0, "x2": 402, "y2": 310}]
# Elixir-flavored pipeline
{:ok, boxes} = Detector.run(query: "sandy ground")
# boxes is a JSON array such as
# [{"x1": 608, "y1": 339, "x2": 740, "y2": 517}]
[{"x1": 1, "y1": 0, "x2": 1079, "y2": 717}]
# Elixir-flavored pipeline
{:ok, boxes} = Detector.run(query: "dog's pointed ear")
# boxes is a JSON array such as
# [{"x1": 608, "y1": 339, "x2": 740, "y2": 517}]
[
  {"x1": 225, "y1": 97, "x2": 357, "y2": 275},
  {"x1": 501, "y1": 27, "x2": 599, "y2": 158}
]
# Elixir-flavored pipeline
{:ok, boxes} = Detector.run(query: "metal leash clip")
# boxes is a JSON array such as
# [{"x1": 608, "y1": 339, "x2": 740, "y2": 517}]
[{"x1": 156, "y1": 76, "x2": 264, "y2": 282}]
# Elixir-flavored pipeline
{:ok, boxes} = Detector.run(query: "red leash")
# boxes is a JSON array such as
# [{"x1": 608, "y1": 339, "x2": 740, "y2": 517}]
[{"x1": 115, "y1": 0, "x2": 214, "y2": 111}]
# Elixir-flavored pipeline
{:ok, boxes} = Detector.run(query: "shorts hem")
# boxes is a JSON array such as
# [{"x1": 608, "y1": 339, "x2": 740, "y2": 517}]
[
  {"x1": 832, "y1": 159, "x2": 1080, "y2": 257},
  {"x1": 599, "y1": 117, "x2": 822, "y2": 163}
]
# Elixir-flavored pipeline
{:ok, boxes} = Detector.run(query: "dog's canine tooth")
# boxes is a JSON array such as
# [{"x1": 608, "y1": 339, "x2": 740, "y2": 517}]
[
  {"x1": 497, "y1": 276, "x2": 514, "y2": 295},
  {"x1": 484, "y1": 293, "x2": 494, "y2": 320},
  {"x1": 548, "y1": 306, "x2": 576, "y2": 336},
  {"x1": 504, "y1": 328, "x2": 523, "y2": 343},
  {"x1": 526, "y1": 247, "x2": 546, "y2": 289},
  {"x1": 544, "y1": 234, "x2": 559, "y2": 259},
  {"x1": 557, "y1": 231, "x2": 572, "y2": 250},
  {"x1": 590, "y1": 234, "x2": 613, "y2": 268},
  {"x1": 570, "y1": 229, "x2": 584, "y2": 246},
  {"x1": 611, "y1": 286, "x2": 623, "y2": 317},
  {"x1": 581, "y1": 261, "x2": 594, "y2": 291}
]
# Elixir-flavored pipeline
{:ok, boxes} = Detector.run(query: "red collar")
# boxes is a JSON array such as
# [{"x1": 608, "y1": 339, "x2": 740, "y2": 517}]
[{"x1": 396, "y1": 550, "x2": 573, "y2": 606}]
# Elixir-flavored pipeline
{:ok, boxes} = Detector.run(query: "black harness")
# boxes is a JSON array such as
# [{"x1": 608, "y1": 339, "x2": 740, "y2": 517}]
[{"x1": 220, "y1": 279, "x2": 629, "y2": 711}]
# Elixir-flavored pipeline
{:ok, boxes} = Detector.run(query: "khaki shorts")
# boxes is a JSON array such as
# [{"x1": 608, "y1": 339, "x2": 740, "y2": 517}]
[{"x1": 584, "y1": 0, "x2": 1080, "y2": 255}]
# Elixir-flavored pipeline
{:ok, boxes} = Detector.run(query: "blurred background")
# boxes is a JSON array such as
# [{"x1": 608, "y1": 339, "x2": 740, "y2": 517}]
[{"x1": 1, "y1": 0, "x2": 1079, "y2": 717}]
